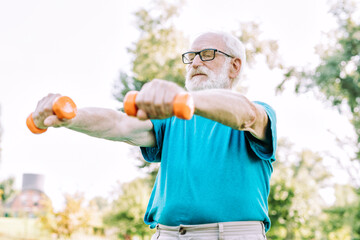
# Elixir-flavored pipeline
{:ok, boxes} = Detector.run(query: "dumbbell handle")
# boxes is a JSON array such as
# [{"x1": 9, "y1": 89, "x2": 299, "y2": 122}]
[
  {"x1": 123, "y1": 91, "x2": 195, "y2": 120},
  {"x1": 26, "y1": 96, "x2": 77, "y2": 134}
]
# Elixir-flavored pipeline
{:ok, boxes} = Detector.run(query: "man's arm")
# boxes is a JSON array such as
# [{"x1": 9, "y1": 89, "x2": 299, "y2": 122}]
[
  {"x1": 32, "y1": 94, "x2": 156, "y2": 147},
  {"x1": 191, "y1": 89, "x2": 269, "y2": 141},
  {"x1": 66, "y1": 108, "x2": 155, "y2": 147},
  {"x1": 131, "y1": 80, "x2": 269, "y2": 142}
]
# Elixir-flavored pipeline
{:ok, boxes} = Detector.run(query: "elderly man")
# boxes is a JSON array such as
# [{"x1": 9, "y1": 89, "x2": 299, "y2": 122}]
[{"x1": 32, "y1": 31, "x2": 277, "y2": 239}]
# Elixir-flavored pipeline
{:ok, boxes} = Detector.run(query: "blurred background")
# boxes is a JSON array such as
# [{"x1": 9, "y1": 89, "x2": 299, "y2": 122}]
[{"x1": 0, "y1": 0, "x2": 359, "y2": 239}]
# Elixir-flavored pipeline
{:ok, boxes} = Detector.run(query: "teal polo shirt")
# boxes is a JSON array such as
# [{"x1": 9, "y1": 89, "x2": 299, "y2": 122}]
[{"x1": 140, "y1": 101, "x2": 277, "y2": 232}]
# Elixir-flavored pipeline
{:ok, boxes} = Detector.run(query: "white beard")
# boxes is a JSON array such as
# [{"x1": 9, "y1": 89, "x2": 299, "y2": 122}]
[{"x1": 185, "y1": 58, "x2": 232, "y2": 91}]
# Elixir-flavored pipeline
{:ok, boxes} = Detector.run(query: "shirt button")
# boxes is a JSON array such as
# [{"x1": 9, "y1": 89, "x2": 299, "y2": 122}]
[{"x1": 179, "y1": 227, "x2": 186, "y2": 235}]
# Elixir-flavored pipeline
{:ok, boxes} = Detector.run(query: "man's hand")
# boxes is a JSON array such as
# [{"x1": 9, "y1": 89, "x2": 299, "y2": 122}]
[
  {"x1": 135, "y1": 79, "x2": 185, "y2": 120},
  {"x1": 32, "y1": 93, "x2": 72, "y2": 129}
]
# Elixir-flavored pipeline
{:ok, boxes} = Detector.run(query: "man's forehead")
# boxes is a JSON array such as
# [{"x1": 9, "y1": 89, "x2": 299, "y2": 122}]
[{"x1": 190, "y1": 33, "x2": 225, "y2": 51}]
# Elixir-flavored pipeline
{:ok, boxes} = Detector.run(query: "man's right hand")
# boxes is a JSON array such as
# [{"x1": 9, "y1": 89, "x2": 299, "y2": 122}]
[{"x1": 134, "y1": 79, "x2": 186, "y2": 120}]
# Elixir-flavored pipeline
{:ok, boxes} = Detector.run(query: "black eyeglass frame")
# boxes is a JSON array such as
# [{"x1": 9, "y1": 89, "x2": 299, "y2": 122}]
[{"x1": 182, "y1": 48, "x2": 234, "y2": 64}]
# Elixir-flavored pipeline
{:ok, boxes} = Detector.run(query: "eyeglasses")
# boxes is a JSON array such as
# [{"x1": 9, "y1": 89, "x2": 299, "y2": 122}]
[{"x1": 182, "y1": 48, "x2": 234, "y2": 64}]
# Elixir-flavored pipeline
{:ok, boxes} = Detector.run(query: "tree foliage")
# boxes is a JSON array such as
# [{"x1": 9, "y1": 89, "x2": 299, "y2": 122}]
[
  {"x1": 104, "y1": 177, "x2": 154, "y2": 240},
  {"x1": 234, "y1": 22, "x2": 283, "y2": 70},
  {"x1": 0, "y1": 176, "x2": 16, "y2": 205},
  {"x1": 318, "y1": 184, "x2": 360, "y2": 239},
  {"x1": 277, "y1": 0, "x2": 360, "y2": 158},
  {"x1": 267, "y1": 140, "x2": 332, "y2": 239},
  {"x1": 113, "y1": 0, "x2": 187, "y2": 103},
  {"x1": 267, "y1": 142, "x2": 360, "y2": 240},
  {"x1": 39, "y1": 193, "x2": 91, "y2": 239},
  {"x1": 274, "y1": 2, "x2": 360, "y2": 236}
]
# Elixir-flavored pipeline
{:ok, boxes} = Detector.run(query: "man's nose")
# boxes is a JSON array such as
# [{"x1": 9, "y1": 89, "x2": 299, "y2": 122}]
[{"x1": 191, "y1": 54, "x2": 203, "y2": 68}]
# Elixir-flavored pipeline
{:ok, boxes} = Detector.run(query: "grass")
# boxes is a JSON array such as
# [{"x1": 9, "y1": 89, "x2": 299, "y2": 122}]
[
  {"x1": 0, "y1": 217, "x2": 113, "y2": 240},
  {"x1": 0, "y1": 217, "x2": 49, "y2": 240}
]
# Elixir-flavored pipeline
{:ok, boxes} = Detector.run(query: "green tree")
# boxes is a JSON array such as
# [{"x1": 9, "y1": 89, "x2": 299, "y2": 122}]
[
  {"x1": 87, "y1": 196, "x2": 110, "y2": 236},
  {"x1": 275, "y1": 1, "x2": 360, "y2": 236},
  {"x1": 104, "y1": 177, "x2": 154, "y2": 240},
  {"x1": 0, "y1": 176, "x2": 16, "y2": 206},
  {"x1": 354, "y1": 189, "x2": 360, "y2": 237},
  {"x1": 113, "y1": 0, "x2": 187, "y2": 103},
  {"x1": 235, "y1": 21, "x2": 283, "y2": 70},
  {"x1": 267, "y1": 140, "x2": 332, "y2": 239},
  {"x1": 39, "y1": 193, "x2": 91, "y2": 239},
  {"x1": 90, "y1": 196, "x2": 109, "y2": 212},
  {"x1": 277, "y1": 0, "x2": 360, "y2": 158},
  {"x1": 320, "y1": 184, "x2": 360, "y2": 239}
]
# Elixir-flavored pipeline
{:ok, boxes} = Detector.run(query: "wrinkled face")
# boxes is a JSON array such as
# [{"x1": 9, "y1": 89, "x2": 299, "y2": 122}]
[{"x1": 185, "y1": 33, "x2": 232, "y2": 91}]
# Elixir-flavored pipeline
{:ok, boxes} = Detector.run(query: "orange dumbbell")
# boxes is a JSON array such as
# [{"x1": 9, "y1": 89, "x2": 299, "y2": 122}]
[
  {"x1": 123, "y1": 91, "x2": 195, "y2": 120},
  {"x1": 26, "y1": 96, "x2": 77, "y2": 134}
]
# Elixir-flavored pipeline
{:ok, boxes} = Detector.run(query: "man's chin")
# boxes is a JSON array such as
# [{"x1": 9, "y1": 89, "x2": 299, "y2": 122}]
[
  {"x1": 185, "y1": 78, "x2": 232, "y2": 91},
  {"x1": 185, "y1": 76, "x2": 206, "y2": 90},
  {"x1": 185, "y1": 81, "x2": 210, "y2": 91}
]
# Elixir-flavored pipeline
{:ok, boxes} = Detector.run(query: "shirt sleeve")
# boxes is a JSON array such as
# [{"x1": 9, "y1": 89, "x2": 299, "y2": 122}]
[
  {"x1": 245, "y1": 101, "x2": 277, "y2": 162},
  {"x1": 140, "y1": 119, "x2": 166, "y2": 163}
]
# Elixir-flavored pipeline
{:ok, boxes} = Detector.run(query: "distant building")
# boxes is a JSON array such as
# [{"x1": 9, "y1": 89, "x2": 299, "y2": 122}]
[{"x1": 5, "y1": 173, "x2": 50, "y2": 217}]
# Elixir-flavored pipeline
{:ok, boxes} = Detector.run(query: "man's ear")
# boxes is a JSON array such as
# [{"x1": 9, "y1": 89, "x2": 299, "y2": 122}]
[{"x1": 229, "y1": 58, "x2": 242, "y2": 80}]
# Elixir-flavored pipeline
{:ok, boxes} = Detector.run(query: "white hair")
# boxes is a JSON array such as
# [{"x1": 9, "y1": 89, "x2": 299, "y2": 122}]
[{"x1": 219, "y1": 31, "x2": 246, "y2": 86}]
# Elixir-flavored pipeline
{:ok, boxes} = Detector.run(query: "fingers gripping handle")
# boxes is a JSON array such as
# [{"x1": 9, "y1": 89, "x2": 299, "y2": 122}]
[
  {"x1": 26, "y1": 113, "x2": 47, "y2": 134},
  {"x1": 123, "y1": 91, "x2": 195, "y2": 120},
  {"x1": 26, "y1": 96, "x2": 77, "y2": 134}
]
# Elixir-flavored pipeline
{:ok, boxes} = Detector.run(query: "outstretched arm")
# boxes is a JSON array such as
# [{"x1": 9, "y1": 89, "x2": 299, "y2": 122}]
[
  {"x1": 66, "y1": 107, "x2": 155, "y2": 147},
  {"x1": 31, "y1": 94, "x2": 156, "y2": 147}
]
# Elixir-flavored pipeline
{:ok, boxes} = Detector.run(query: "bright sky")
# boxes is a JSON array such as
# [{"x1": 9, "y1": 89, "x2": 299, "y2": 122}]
[{"x1": 0, "y1": 0, "x2": 357, "y2": 209}]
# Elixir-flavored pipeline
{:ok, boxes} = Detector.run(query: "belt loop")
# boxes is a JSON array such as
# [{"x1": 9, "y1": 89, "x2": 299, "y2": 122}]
[
  {"x1": 156, "y1": 224, "x2": 160, "y2": 239},
  {"x1": 218, "y1": 223, "x2": 224, "y2": 240},
  {"x1": 261, "y1": 222, "x2": 266, "y2": 239}
]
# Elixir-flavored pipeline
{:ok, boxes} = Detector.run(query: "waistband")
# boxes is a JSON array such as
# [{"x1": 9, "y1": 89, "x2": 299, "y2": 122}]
[{"x1": 156, "y1": 221, "x2": 265, "y2": 238}]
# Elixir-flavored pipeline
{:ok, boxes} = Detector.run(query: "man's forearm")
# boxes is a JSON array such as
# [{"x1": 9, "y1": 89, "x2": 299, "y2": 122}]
[
  {"x1": 66, "y1": 107, "x2": 125, "y2": 140},
  {"x1": 66, "y1": 107, "x2": 156, "y2": 147},
  {"x1": 191, "y1": 89, "x2": 268, "y2": 140}
]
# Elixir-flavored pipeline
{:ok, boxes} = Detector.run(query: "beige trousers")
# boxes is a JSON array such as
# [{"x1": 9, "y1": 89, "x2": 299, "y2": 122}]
[{"x1": 151, "y1": 221, "x2": 267, "y2": 240}]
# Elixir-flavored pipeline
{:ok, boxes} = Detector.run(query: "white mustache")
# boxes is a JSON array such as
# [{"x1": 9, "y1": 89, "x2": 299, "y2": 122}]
[{"x1": 187, "y1": 66, "x2": 210, "y2": 78}]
